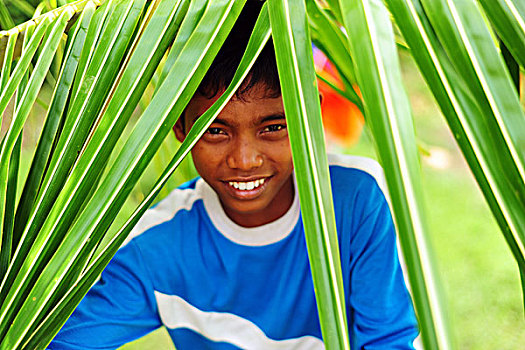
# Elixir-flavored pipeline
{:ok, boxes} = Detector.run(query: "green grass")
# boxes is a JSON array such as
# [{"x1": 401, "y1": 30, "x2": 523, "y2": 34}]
[
  {"x1": 422, "y1": 164, "x2": 525, "y2": 349},
  {"x1": 120, "y1": 328, "x2": 175, "y2": 350}
]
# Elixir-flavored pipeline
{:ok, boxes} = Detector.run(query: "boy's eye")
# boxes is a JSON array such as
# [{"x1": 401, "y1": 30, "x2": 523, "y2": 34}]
[
  {"x1": 263, "y1": 124, "x2": 286, "y2": 133},
  {"x1": 206, "y1": 127, "x2": 226, "y2": 135}
]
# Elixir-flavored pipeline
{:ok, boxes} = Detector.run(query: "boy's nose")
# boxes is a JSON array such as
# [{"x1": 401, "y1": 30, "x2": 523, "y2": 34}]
[{"x1": 226, "y1": 142, "x2": 263, "y2": 171}]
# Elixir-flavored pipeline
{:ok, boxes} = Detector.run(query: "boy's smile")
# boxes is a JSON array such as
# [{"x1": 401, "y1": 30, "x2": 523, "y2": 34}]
[{"x1": 175, "y1": 83, "x2": 295, "y2": 228}]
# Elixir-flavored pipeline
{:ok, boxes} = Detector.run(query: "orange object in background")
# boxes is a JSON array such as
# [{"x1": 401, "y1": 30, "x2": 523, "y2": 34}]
[
  {"x1": 318, "y1": 80, "x2": 364, "y2": 147},
  {"x1": 314, "y1": 47, "x2": 364, "y2": 147}
]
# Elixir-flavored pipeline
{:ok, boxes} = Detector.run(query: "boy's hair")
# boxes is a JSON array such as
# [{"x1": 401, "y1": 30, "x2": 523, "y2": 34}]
[{"x1": 197, "y1": 2, "x2": 281, "y2": 100}]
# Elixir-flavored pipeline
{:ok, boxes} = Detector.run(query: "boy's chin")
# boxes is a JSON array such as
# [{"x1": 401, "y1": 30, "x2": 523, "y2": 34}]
[
  {"x1": 220, "y1": 197, "x2": 269, "y2": 216},
  {"x1": 208, "y1": 175, "x2": 294, "y2": 227},
  {"x1": 218, "y1": 197, "x2": 276, "y2": 227}
]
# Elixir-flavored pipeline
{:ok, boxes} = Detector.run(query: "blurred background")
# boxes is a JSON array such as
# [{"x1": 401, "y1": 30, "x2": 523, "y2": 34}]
[{"x1": 1, "y1": 4, "x2": 524, "y2": 348}]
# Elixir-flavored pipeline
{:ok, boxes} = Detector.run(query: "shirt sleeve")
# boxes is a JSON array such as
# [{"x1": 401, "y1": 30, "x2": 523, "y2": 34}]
[
  {"x1": 347, "y1": 183, "x2": 419, "y2": 349},
  {"x1": 48, "y1": 240, "x2": 162, "y2": 350}
]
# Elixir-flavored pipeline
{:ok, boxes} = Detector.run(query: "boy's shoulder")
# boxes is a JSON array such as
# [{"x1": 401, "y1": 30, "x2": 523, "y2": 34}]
[
  {"x1": 327, "y1": 153, "x2": 389, "y2": 201},
  {"x1": 122, "y1": 177, "x2": 205, "y2": 247}
]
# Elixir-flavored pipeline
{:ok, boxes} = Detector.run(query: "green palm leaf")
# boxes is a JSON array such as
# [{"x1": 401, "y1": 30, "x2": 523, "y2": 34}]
[
  {"x1": 0, "y1": 12, "x2": 34, "y2": 288},
  {"x1": 337, "y1": 0, "x2": 450, "y2": 348},
  {"x1": 11, "y1": 0, "x2": 96, "y2": 263},
  {"x1": 0, "y1": 0, "x2": 15, "y2": 30},
  {"x1": 154, "y1": 0, "x2": 206, "y2": 90},
  {"x1": 0, "y1": 28, "x2": 16, "y2": 90},
  {"x1": 268, "y1": 0, "x2": 349, "y2": 348},
  {"x1": 0, "y1": 10, "x2": 71, "y2": 287},
  {"x1": 387, "y1": 0, "x2": 525, "y2": 311},
  {"x1": 0, "y1": 18, "x2": 47, "y2": 121},
  {"x1": 40, "y1": 0, "x2": 190, "y2": 317},
  {"x1": 420, "y1": 0, "x2": 525, "y2": 183},
  {"x1": 0, "y1": 8, "x2": 75, "y2": 344},
  {"x1": 306, "y1": 0, "x2": 362, "y2": 111},
  {"x1": 1, "y1": 24, "x2": 33, "y2": 299},
  {"x1": 0, "y1": 28, "x2": 18, "y2": 280},
  {"x1": 0, "y1": 0, "x2": 144, "y2": 330},
  {"x1": 478, "y1": 0, "x2": 525, "y2": 68},
  {"x1": 22, "y1": 7, "x2": 270, "y2": 347},
  {"x1": 0, "y1": 0, "x2": 249, "y2": 347}
]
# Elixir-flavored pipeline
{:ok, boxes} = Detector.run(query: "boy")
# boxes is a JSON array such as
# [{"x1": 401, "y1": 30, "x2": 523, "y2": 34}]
[{"x1": 50, "y1": 3, "x2": 418, "y2": 349}]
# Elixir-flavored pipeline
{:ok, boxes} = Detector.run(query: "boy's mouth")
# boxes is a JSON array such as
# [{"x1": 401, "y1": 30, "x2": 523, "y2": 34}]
[
  {"x1": 222, "y1": 176, "x2": 270, "y2": 199},
  {"x1": 228, "y1": 178, "x2": 265, "y2": 190}
]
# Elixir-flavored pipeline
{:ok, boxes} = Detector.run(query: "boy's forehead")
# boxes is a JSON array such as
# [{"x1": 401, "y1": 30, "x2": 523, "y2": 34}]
[
  {"x1": 187, "y1": 93, "x2": 221, "y2": 117},
  {"x1": 186, "y1": 85, "x2": 283, "y2": 122}
]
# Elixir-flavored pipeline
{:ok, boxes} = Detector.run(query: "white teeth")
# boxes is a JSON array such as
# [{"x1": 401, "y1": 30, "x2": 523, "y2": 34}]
[{"x1": 228, "y1": 178, "x2": 266, "y2": 191}]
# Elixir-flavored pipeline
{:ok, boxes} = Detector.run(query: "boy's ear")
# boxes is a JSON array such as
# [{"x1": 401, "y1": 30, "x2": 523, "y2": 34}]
[{"x1": 174, "y1": 117, "x2": 186, "y2": 143}]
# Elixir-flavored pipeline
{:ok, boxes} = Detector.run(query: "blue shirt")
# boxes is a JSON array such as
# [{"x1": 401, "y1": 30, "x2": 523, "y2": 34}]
[{"x1": 50, "y1": 154, "x2": 418, "y2": 349}]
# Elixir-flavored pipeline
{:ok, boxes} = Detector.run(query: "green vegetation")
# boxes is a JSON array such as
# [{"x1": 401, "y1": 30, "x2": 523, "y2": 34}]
[{"x1": 0, "y1": 0, "x2": 523, "y2": 348}]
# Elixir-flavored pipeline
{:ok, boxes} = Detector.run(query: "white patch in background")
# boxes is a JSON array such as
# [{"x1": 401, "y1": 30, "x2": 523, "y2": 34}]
[{"x1": 423, "y1": 147, "x2": 451, "y2": 170}]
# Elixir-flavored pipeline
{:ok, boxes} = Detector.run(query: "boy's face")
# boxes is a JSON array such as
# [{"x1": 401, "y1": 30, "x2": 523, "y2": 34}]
[{"x1": 175, "y1": 83, "x2": 294, "y2": 228}]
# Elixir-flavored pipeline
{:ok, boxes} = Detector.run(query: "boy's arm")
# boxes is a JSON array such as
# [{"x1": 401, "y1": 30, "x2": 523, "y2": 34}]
[
  {"x1": 48, "y1": 240, "x2": 162, "y2": 350},
  {"x1": 347, "y1": 186, "x2": 419, "y2": 349}
]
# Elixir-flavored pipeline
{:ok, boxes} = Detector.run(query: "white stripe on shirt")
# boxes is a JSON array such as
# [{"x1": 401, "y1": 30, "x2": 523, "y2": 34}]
[
  {"x1": 123, "y1": 185, "x2": 203, "y2": 246},
  {"x1": 154, "y1": 291, "x2": 324, "y2": 349}
]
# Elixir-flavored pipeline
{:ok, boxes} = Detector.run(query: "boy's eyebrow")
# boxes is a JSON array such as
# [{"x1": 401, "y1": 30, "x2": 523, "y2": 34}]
[
  {"x1": 190, "y1": 115, "x2": 230, "y2": 126},
  {"x1": 257, "y1": 114, "x2": 286, "y2": 124},
  {"x1": 208, "y1": 118, "x2": 229, "y2": 126},
  {"x1": 192, "y1": 114, "x2": 286, "y2": 127}
]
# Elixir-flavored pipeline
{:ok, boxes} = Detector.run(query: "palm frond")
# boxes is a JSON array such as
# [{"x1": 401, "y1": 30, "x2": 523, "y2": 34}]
[
  {"x1": 269, "y1": 0, "x2": 350, "y2": 348},
  {"x1": 336, "y1": 0, "x2": 450, "y2": 348}
]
